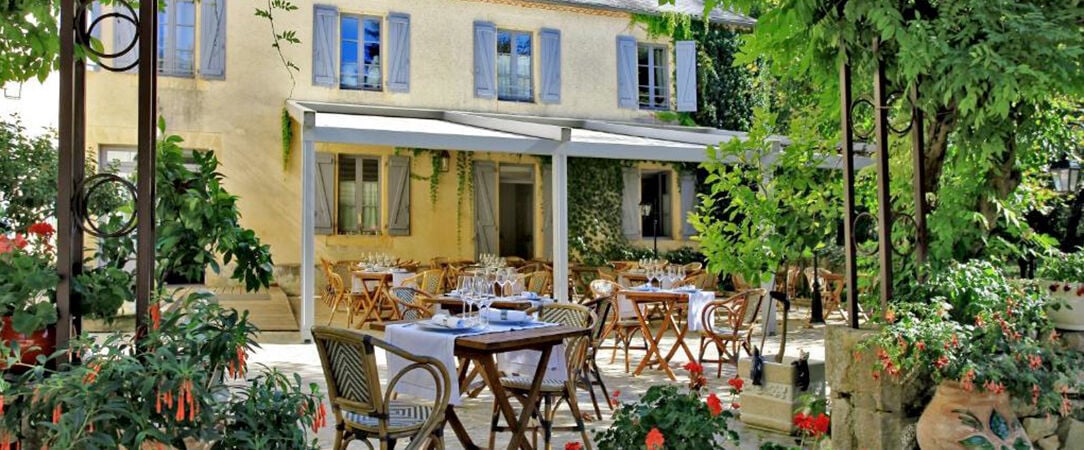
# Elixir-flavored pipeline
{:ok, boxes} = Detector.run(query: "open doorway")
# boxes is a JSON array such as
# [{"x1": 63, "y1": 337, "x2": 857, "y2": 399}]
[
  {"x1": 641, "y1": 170, "x2": 672, "y2": 238},
  {"x1": 499, "y1": 164, "x2": 534, "y2": 259}
]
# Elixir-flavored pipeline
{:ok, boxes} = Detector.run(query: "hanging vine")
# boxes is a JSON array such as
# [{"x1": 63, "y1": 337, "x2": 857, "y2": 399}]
[
  {"x1": 396, "y1": 148, "x2": 444, "y2": 207},
  {"x1": 456, "y1": 152, "x2": 474, "y2": 248},
  {"x1": 255, "y1": 0, "x2": 301, "y2": 170}
]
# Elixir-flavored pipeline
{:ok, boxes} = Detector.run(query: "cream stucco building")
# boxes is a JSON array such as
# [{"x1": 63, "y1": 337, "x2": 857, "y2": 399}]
[{"x1": 84, "y1": 0, "x2": 754, "y2": 310}]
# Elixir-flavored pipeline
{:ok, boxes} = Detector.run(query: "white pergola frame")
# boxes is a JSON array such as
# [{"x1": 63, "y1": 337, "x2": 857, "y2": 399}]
[{"x1": 286, "y1": 100, "x2": 872, "y2": 341}]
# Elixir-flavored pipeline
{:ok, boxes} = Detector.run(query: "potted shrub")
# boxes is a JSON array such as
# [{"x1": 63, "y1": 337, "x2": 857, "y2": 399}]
[
  {"x1": 0, "y1": 223, "x2": 58, "y2": 369},
  {"x1": 595, "y1": 362, "x2": 739, "y2": 449},
  {"x1": 864, "y1": 261, "x2": 1083, "y2": 450},
  {"x1": 1035, "y1": 249, "x2": 1084, "y2": 330}
]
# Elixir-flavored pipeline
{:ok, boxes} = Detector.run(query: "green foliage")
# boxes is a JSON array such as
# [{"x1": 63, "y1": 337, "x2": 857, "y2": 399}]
[
  {"x1": 0, "y1": 0, "x2": 60, "y2": 84},
  {"x1": 0, "y1": 117, "x2": 59, "y2": 233},
  {"x1": 594, "y1": 384, "x2": 737, "y2": 450},
  {"x1": 1036, "y1": 249, "x2": 1084, "y2": 283},
  {"x1": 399, "y1": 148, "x2": 445, "y2": 207},
  {"x1": 0, "y1": 293, "x2": 325, "y2": 449},
  {"x1": 863, "y1": 260, "x2": 1084, "y2": 417},
  {"x1": 254, "y1": 0, "x2": 300, "y2": 92},
  {"x1": 280, "y1": 107, "x2": 293, "y2": 169},
  {"x1": 0, "y1": 228, "x2": 58, "y2": 334},
  {"x1": 692, "y1": 108, "x2": 841, "y2": 283},
  {"x1": 675, "y1": 0, "x2": 1084, "y2": 267},
  {"x1": 632, "y1": 13, "x2": 759, "y2": 131},
  {"x1": 153, "y1": 122, "x2": 275, "y2": 291},
  {"x1": 567, "y1": 158, "x2": 627, "y2": 264},
  {"x1": 456, "y1": 152, "x2": 474, "y2": 247}
]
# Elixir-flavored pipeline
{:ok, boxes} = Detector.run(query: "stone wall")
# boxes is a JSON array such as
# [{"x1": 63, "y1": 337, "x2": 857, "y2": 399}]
[{"x1": 826, "y1": 325, "x2": 928, "y2": 450}]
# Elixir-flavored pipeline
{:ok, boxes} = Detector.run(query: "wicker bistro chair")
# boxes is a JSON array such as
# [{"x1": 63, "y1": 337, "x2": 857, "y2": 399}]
[
  {"x1": 518, "y1": 270, "x2": 553, "y2": 297},
  {"x1": 590, "y1": 279, "x2": 648, "y2": 373},
  {"x1": 401, "y1": 269, "x2": 444, "y2": 296},
  {"x1": 697, "y1": 289, "x2": 768, "y2": 378},
  {"x1": 488, "y1": 303, "x2": 596, "y2": 450},
  {"x1": 389, "y1": 287, "x2": 435, "y2": 321},
  {"x1": 805, "y1": 268, "x2": 848, "y2": 321},
  {"x1": 320, "y1": 258, "x2": 351, "y2": 326},
  {"x1": 311, "y1": 326, "x2": 450, "y2": 450},
  {"x1": 578, "y1": 293, "x2": 615, "y2": 419}
]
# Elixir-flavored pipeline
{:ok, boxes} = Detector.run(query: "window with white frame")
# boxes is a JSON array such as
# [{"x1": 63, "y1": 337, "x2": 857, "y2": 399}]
[
  {"x1": 99, "y1": 146, "x2": 198, "y2": 177},
  {"x1": 637, "y1": 44, "x2": 668, "y2": 110},
  {"x1": 496, "y1": 29, "x2": 532, "y2": 102},
  {"x1": 337, "y1": 155, "x2": 381, "y2": 235},
  {"x1": 340, "y1": 15, "x2": 382, "y2": 90},
  {"x1": 157, "y1": 0, "x2": 196, "y2": 76}
]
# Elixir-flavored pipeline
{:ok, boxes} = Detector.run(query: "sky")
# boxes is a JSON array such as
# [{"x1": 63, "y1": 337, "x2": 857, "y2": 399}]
[{"x1": 0, "y1": 74, "x2": 60, "y2": 136}]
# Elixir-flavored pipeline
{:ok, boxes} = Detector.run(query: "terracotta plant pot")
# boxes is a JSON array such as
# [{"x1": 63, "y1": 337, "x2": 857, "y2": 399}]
[
  {"x1": 1039, "y1": 280, "x2": 1084, "y2": 331},
  {"x1": 1, "y1": 316, "x2": 55, "y2": 372},
  {"x1": 917, "y1": 381, "x2": 1032, "y2": 450}
]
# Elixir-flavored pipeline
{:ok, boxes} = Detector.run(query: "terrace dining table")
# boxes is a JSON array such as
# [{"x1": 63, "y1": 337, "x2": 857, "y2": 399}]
[
  {"x1": 619, "y1": 288, "x2": 714, "y2": 380},
  {"x1": 421, "y1": 296, "x2": 535, "y2": 315},
  {"x1": 351, "y1": 270, "x2": 399, "y2": 326},
  {"x1": 373, "y1": 321, "x2": 588, "y2": 450}
]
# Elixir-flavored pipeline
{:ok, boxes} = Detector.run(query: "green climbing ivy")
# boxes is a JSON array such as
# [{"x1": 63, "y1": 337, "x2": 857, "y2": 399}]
[
  {"x1": 280, "y1": 108, "x2": 292, "y2": 169},
  {"x1": 456, "y1": 152, "x2": 474, "y2": 248},
  {"x1": 395, "y1": 148, "x2": 444, "y2": 207},
  {"x1": 567, "y1": 158, "x2": 627, "y2": 265},
  {"x1": 631, "y1": 13, "x2": 761, "y2": 132}
]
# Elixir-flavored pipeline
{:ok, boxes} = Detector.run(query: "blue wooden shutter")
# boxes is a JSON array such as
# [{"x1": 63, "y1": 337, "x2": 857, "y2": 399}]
[
  {"x1": 539, "y1": 28, "x2": 561, "y2": 103},
  {"x1": 315, "y1": 153, "x2": 335, "y2": 234},
  {"x1": 473, "y1": 161, "x2": 498, "y2": 254},
  {"x1": 616, "y1": 36, "x2": 637, "y2": 109},
  {"x1": 679, "y1": 173, "x2": 697, "y2": 237},
  {"x1": 113, "y1": 4, "x2": 138, "y2": 72},
  {"x1": 473, "y1": 21, "x2": 496, "y2": 99},
  {"x1": 675, "y1": 40, "x2": 697, "y2": 112},
  {"x1": 200, "y1": 0, "x2": 227, "y2": 79},
  {"x1": 312, "y1": 5, "x2": 338, "y2": 87},
  {"x1": 387, "y1": 13, "x2": 411, "y2": 92},
  {"x1": 387, "y1": 155, "x2": 411, "y2": 235}
]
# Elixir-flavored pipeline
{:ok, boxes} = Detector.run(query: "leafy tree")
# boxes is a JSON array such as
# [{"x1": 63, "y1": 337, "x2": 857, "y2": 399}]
[
  {"x1": 673, "y1": 0, "x2": 1084, "y2": 265},
  {"x1": 0, "y1": 117, "x2": 58, "y2": 233}
]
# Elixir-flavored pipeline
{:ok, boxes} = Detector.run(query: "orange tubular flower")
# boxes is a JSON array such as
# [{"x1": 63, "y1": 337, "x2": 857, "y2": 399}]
[
  {"x1": 149, "y1": 304, "x2": 161, "y2": 331},
  {"x1": 645, "y1": 427, "x2": 665, "y2": 450},
  {"x1": 51, "y1": 404, "x2": 62, "y2": 425}
]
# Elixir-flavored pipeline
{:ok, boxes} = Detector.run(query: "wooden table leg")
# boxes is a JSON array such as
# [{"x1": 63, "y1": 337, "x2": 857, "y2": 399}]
[
  {"x1": 632, "y1": 301, "x2": 676, "y2": 380},
  {"x1": 663, "y1": 308, "x2": 695, "y2": 365},
  {"x1": 445, "y1": 405, "x2": 482, "y2": 450},
  {"x1": 476, "y1": 350, "x2": 551, "y2": 450},
  {"x1": 507, "y1": 346, "x2": 552, "y2": 450}
]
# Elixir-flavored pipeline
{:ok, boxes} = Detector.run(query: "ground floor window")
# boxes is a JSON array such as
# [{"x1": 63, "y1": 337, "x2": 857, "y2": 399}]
[
  {"x1": 338, "y1": 155, "x2": 381, "y2": 235},
  {"x1": 641, "y1": 170, "x2": 672, "y2": 238}
]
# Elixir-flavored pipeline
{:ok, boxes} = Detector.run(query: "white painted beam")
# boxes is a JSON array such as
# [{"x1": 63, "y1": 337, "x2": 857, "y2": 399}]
[
  {"x1": 552, "y1": 150, "x2": 570, "y2": 302},
  {"x1": 299, "y1": 117, "x2": 316, "y2": 343}
]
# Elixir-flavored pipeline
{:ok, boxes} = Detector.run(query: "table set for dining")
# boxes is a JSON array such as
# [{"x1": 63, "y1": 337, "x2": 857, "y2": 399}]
[{"x1": 371, "y1": 299, "x2": 587, "y2": 450}]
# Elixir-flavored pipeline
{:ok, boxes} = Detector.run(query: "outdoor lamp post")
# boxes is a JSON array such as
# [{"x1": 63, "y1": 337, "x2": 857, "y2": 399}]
[
  {"x1": 1051, "y1": 158, "x2": 1081, "y2": 194},
  {"x1": 640, "y1": 203, "x2": 658, "y2": 258}
]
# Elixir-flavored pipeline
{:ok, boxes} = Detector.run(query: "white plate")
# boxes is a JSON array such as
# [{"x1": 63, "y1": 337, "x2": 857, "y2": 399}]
[{"x1": 415, "y1": 319, "x2": 484, "y2": 333}]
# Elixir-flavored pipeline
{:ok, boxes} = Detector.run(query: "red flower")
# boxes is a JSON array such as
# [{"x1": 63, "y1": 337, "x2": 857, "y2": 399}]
[
  {"x1": 1028, "y1": 354, "x2": 1042, "y2": 370},
  {"x1": 706, "y1": 392, "x2": 722, "y2": 416},
  {"x1": 915, "y1": 341, "x2": 926, "y2": 351},
  {"x1": 1032, "y1": 384, "x2": 1041, "y2": 406},
  {"x1": 933, "y1": 355, "x2": 950, "y2": 369},
  {"x1": 566, "y1": 443, "x2": 583, "y2": 450},
  {"x1": 731, "y1": 402, "x2": 740, "y2": 409},
  {"x1": 983, "y1": 381, "x2": 1005, "y2": 395},
  {"x1": 961, "y1": 369, "x2": 976, "y2": 392},
  {"x1": 1064, "y1": 284, "x2": 1073, "y2": 292},
  {"x1": 11, "y1": 235, "x2": 26, "y2": 250},
  {"x1": 0, "y1": 236, "x2": 10, "y2": 254},
  {"x1": 610, "y1": 390, "x2": 621, "y2": 408},
  {"x1": 27, "y1": 222, "x2": 54, "y2": 237},
  {"x1": 727, "y1": 376, "x2": 744, "y2": 392},
  {"x1": 1050, "y1": 283, "x2": 1061, "y2": 292},
  {"x1": 1076, "y1": 285, "x2": 1084, "y2": 296},
  {"x1": 683, "y1": 361, "x2": 703, "y2": 375},
  {"x1": 794, "y1": 412, "x2": 811, "y2": 429},
  {"x1": 811, "y1": 413, "x2": 830, "y2": 437},
  {"x1": 645, "y1": 427, "x2": 665, "y2": 450},
  {"x1": 975, "y1": 315, "x2": 985, "y2": 327}
]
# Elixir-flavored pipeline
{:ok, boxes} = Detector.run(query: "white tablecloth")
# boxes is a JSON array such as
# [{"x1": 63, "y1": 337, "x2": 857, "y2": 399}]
[
  {"x1": 351, "y1": 269, "x2": 413, "y2": 293},
  {"x1": 385, "y1": 321, "x2": 560, "y2": 405},
  {"x1": 616, "y1": 287, "x2": 714, "y2": 330}
]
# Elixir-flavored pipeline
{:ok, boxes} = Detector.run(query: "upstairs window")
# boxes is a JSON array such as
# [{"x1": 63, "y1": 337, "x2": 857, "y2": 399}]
[
  {"x1": 157, "y1": 0, "x2": 196, "y2": 76},
  {"x1": 340, "y1": 15, "x2": 382, "y2": 91},
  {"x1": 496, "y1": 29, "x2": 532, "y2": 102},
  {"x1": 637, "y1": 44, "x2": 668, "y2": 110}
]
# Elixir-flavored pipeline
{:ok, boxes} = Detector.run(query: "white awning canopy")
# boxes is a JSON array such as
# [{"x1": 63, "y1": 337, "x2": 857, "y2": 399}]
[{"x1": 286, "y1": 100, "x2": 873, "y2": 341}]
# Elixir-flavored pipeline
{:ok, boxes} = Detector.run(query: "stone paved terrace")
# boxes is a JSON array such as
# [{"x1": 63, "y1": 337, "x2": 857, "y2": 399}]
[{"x1": 249, "y1": 300, "x2": 839, "y2": 449}]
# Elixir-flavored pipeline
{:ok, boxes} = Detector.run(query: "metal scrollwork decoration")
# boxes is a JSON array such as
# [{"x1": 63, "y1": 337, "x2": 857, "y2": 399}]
[
  {"x1": 852, "y1": 212, "x2": 880, "y2": 256},
  {"x1": 890, "y1": 212, "x2": 919, "y2": 257},
  {"x1": 74, "y1": 173, "x2": 139, "y2": 238},
  {"x1": 76, "y1": 0, "x2": 140, "y2": 72},
  {"x1": 886, "y1": 91, "x2": 915, "y2": 135},
  {"x1": 849, "y1": 98, "x2": 876, "y2": 141}
]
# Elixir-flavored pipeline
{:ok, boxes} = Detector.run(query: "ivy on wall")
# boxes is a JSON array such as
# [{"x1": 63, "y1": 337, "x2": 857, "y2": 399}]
[
  {"x1": 567, "y1": 157, "x2": 628, "y2": 264},
  {"x1": 632, "y1": 13, "x2": 760, "y2": 132}
]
